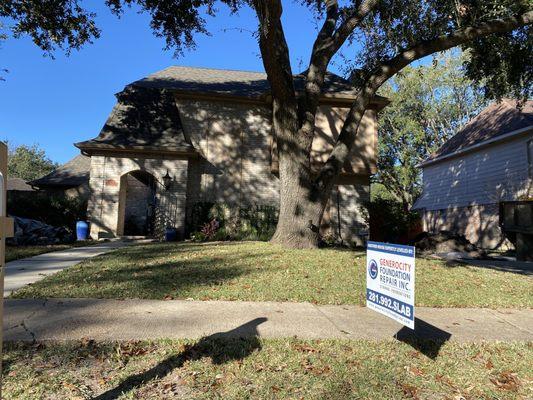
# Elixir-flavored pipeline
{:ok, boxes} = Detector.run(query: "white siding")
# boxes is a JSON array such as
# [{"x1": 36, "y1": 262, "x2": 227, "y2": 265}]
[{"x1": 416, "y1": 134, "x2": 532, "y2": 210}]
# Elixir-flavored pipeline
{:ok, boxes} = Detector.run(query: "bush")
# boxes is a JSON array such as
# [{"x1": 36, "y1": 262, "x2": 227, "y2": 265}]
[
  {"x1": 7, "y1": 192, "x2": 87, "y2": 232},
  {"x1": 366, "y1": 199, "x2": 421, "y2": 244},
  {"x1": 201, "y1": 219, "x2": 220, "y2": 239},
  {"x1": 188, "y1": 202, "x2": 278, "y2": 242}
]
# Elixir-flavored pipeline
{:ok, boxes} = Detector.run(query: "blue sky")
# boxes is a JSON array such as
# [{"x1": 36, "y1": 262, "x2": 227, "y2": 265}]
[{"x1": 0, "y1": 2, "x2": 331, "y2": 163}]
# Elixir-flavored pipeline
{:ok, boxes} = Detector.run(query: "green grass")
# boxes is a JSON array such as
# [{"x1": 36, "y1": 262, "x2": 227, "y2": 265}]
[
  {"x1": 11, "y1": 241, "x2": 533, "y2": 308},
  {"x1": 5, "y1": 241, "x2": 94, "y2": 262},
  {"x1": 3, "y1": 339, "x2": 532, "y2": 399}
]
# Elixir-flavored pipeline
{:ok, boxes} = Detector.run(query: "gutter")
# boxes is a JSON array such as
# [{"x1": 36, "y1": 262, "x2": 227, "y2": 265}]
[
  {"x1": 417, "y1": 125, "x2": 533, "y2": 168},
  {"x1": 74, "y1": 142, "x2": 200, "y2": 158}
]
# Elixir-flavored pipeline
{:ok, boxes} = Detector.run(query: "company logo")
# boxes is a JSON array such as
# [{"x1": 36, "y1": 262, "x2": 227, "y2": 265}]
[{"x1": 368, "y1": 259, "x2": 378, "y2": 279}]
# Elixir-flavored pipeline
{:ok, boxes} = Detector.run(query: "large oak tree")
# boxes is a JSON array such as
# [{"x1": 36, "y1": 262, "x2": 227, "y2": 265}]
[{"x1": 2, "y1": 0, "x2": 532, "y2": 248}]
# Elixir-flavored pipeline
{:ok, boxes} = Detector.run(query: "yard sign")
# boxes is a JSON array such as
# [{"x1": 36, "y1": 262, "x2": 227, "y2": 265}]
[{"x1": 366, "y1": 241, "x2": 415, "y2": 329}]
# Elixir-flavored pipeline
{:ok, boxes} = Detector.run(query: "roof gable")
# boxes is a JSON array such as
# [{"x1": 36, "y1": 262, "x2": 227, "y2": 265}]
[
  {"x1": 423, "y1": 99, "x2": 533, "y2": 165},
  {"x1": 77, "y1": 66, "x2": 388, "y2": 154},
  {"x1": 30, "y1": 155, "x2": 90, "y2": 188},
  {"x1": 7, "y1": 178, "x2": 34, "y2": 191}
]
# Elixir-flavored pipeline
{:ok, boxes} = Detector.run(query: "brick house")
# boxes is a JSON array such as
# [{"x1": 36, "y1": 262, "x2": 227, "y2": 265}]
[
  {"x1": 75, "y1": 66, "x2": 387, "y2": 243},
  {"x1": 413, "y1": 99, "x2": 533, "y2": 249}
]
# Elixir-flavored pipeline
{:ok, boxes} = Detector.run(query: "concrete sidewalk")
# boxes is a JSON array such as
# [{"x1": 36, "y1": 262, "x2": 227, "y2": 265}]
[
  {"x1": 3, "y1": 241, "x2": 129, "y2": 297},
  {"x1": 4, "y1": 298, "x2": 532, "y2": 342}
]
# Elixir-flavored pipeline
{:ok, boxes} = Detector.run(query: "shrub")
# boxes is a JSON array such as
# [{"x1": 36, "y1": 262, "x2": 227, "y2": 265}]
[
  {"x1": 7, "y1": 192, "x2": 87, "y2": 232},
  {"x1": 190, "y1": 231, "x2": 207, "y2": 242},
  {"x1": 188, "y1": 202, "x2": 278, "y2": 242},
  {"x1": 201, "y1": 219, "x2": 220, "y2": 239},
  {"x1": 365, "y1": 199, "x2": 421, "y2": 244}
]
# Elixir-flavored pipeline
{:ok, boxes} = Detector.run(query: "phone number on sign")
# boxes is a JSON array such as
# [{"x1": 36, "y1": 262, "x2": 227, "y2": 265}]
[{"x1": 367, "y1": 289, "x2": 413, "y2": 319}]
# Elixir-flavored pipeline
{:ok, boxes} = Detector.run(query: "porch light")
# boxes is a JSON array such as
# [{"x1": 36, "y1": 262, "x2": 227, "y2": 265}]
[{"x1": 162, "y1": 170, "x2": 172, "y2": 190}]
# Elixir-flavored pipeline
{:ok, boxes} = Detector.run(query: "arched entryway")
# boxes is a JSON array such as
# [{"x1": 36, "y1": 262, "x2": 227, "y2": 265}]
[{"x1": 117, "y1": 170, "x2": 157, "y2": 236}]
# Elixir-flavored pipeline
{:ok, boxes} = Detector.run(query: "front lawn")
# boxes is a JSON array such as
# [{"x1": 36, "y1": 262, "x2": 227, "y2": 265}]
[
  {"x1": 11, "y1": 241, "x2": 532, "y2": 308},
  {"x1": 3, "y1": 339, "x2": 531, "y2": 399}
]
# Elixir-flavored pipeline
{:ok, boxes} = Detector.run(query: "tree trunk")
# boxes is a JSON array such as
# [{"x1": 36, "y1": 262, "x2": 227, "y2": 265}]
[
  {"x1": 270, "y1": 152, "x2": 326, "y2": 249},
  {"x1": 270, "y1": 94, "x2": 369, "y2": 249}
]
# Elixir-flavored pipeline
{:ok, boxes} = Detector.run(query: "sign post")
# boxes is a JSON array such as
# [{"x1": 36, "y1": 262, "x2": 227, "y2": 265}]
[
  {"x1": 0, "y1": 142, "x2": 14, "y2": 397},
  {"x1": 366, "y1": 241, "x2": 415, "y2": 329}
]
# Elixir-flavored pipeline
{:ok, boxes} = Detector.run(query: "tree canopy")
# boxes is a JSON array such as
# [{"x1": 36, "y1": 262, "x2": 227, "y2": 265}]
[
  {"x1": 2, "y1": 0, "x2": 531, "y2": 247},
  {"x1": 7, "y1": 143, "x2": 58, "y2": 181},
  {"x1": 375, "y1": 51, "x2": 486, "y2": 210},
  {"x1": 2, "y1": 1, "x2": 530, "y2": 99}
]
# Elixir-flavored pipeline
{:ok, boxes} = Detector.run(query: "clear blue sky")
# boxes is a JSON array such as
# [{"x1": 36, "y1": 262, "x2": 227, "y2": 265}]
[{"x1": 1, "y1": 2, "x2": 332, "y2": 163}]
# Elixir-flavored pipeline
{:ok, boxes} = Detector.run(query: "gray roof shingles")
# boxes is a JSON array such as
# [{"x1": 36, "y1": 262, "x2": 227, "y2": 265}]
[
  {"x1": 29, "y1": 155, "x2": 91, "y2": 188},
  {"x1": 76, "y1": 66, "x2": 387, "y2": 152},
  {"x1": 424, "y1": 99, "x2": 533, "y2": 164},
  {"x1": 76, "y1": 87, "x2": 194, "y2": 151},
  {"x1": 7, "y1": 178, "x2": 34, "y2": 191},
  {"x1": 134, "y1": 66, "x2": 371, "y2": 99}
]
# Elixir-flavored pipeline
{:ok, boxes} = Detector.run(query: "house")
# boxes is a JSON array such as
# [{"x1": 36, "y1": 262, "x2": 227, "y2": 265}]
[
  {"x1": 7, "y1": 178, "x2": 34, "y2": 192},
  {"x1": 74, "y1": 66, "x2": 388, "y2": 242},
  {"x1": 29, "y1": 154, "x2": 91, "y2": 199},
  {"x1": 413, "y1": 99, "x2": 533, "y2": 249}
]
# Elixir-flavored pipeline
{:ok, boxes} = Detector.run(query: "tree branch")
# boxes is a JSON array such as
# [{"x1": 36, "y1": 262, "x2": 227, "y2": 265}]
[
  {"x1": 252, "y1": 0, "x2": 296, "y2": 103},
  {"x1": 299, "y1": 0, "x2": 380, "y2": 139},
  {"x1": 318, "y1": 10, "x2": 533, "y2": 188},
  {"x1": 369, "y1": 11, "x2": 533, "y2": 91},
  {"x1": 331, "y1": 0, "x2": 380, "y2": 52}
]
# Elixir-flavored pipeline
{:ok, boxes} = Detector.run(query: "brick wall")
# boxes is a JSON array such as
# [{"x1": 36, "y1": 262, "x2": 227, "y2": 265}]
[
  {"x1": 86, "y1": 97, "x2": 375, "y2": 244},
  {"x1": 87, "y1": 155, "x2": 188, "y2": 239},
  {"x1": 177, "y1": 99, "x2": 279, "y2": 207},
  {"x1": 322, "y1": 180, "x2": 370, "y2": 246},
  {"x1": 177, "y1": 98, "x2": 372, "y2": 244}
]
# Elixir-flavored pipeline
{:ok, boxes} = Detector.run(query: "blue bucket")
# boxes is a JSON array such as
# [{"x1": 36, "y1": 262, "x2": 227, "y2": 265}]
[
  {"x1": 76, "y1": 221, "x2": 89, "y2": 241},
  {"x1": 165, "y1": 227, "x2": 177, "y2": 242}
]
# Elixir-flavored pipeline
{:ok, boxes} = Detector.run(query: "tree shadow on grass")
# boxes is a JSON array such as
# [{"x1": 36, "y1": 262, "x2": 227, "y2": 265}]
[
  {"x1": 94, "y1": 249, "x2": 280, "y2": 298},
  {"x1": 16, "y1": 247, "x2": 282, "y2": 300},
  {"x1": 92, "y1": 317, "x2": 267, "y2": 400},
  {"x1": 106, "y1": 241, "x2": 269, "y2": 264},
  {"x1": 444, "y1": 258, "x2": 533, "y2": 276}
]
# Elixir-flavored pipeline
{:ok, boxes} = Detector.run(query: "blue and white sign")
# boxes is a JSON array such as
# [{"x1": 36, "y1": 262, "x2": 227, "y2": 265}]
[{"x1": 366, "y1": 241, "x2": 415, "y2": 329}]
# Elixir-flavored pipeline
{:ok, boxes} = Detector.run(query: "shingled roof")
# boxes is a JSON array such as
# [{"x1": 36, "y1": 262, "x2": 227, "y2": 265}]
[
  {"x1": 422, "y1": 99, "x2": 533, "y2": 166},
  {"x1": 76, "y1": 66, "x2": 388, "y2": 154},
  {"x1": 134, "y1": 66, "x2": 388, "y2": 102},
  {"x1": 29, "y1": 155, "x2": 90, "y2": 188},
  {"x1": 75, "y1": 87, "x2": 195, "y2": 153},
  {"x1": 7, "y1": 178, "x2": 34, "y2": 191}
]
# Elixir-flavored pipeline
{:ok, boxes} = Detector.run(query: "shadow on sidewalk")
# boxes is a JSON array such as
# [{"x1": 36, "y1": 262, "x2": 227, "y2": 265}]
[
  {"x1": 395, "y1": 318, "x2": 452, "y2": 359},
  {"x1": 92, "y1": 317, "x2": 267, "y2": 400}
]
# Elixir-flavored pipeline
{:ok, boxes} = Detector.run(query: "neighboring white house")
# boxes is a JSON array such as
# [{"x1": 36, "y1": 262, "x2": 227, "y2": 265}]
[{"x1": 413, "y1": 99, "x2": 533, "y2": 249}]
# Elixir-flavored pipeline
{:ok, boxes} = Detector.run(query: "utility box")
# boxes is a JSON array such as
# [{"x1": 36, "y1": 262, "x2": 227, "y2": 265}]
[{"x1": 500, "y1": 201, "x2": 533, "y2": 261}]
